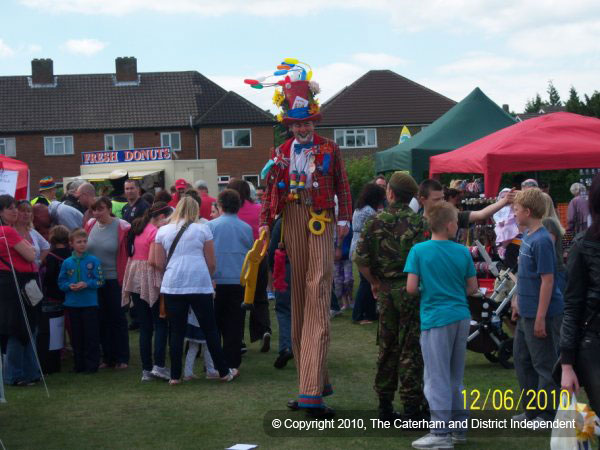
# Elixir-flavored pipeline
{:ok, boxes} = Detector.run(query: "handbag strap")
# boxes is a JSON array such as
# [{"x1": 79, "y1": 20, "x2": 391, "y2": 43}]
[{"x1": 165, "y1": 222, "x2": 192, "y2": 268}]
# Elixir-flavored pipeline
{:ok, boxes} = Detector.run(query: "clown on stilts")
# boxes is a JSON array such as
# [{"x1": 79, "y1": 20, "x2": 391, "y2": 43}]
[{"x1": 246, "y1": 59, "x2": 352, "y2": 418}]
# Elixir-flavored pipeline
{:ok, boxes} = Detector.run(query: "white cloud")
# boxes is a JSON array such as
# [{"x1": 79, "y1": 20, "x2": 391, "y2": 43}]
[
  {"x1": 508, "y1": 20, "x2": 600, "y2": 58},
  {"x1": 0, "y1": 39, "x2": 15, "y2": 58},
  {"x1": 352, "y1": 52, "x2": 407, "y2": 68},
  {"x1": 437, "y1": 52, "x2": 527, "y2": 75},
  {"x1": 63, "y1": 38, "x2": 108, "y2": 56},
  {"x1": 25, "y1": 44, "x2": 43, "y2": 54}
]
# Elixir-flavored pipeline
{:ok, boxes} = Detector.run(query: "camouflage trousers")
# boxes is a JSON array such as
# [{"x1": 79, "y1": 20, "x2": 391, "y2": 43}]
[{"x1": 374, "y1": 282, "x2": 427, "y2": 411}]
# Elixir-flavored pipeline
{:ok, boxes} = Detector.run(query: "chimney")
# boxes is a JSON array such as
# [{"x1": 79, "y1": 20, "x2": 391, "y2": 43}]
[
  {"x1": 502, "y1": 104, "x2": 510, "y2": 113},
  {"x1": 115, "y1": 57, "x2": 138, "y2": 82},
  {"x1": 31, "y1": 58, "x2": 54, "y2": 84}
]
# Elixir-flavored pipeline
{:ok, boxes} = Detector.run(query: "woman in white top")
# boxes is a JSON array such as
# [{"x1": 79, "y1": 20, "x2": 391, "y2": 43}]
[
  {"x1": 15, "y1": 200, "x2": 50, "y2": 269},
  {"x1": 154, "y1": 197, "x2": 237, "y2": 384}
]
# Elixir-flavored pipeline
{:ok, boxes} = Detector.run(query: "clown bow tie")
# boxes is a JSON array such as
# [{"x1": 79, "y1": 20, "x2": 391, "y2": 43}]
[{"x1": 293, "y1": 142, "x2": 313, "y2": 154}]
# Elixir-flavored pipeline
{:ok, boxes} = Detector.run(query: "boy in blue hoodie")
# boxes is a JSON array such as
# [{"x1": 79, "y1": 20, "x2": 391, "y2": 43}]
[{"x1": 58, "y1": 229, "x2": 104, "y2": 373}]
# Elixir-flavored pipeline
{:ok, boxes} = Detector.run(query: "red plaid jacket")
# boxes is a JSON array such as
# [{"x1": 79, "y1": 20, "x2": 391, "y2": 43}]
[{"x1": 259, "y1": 134, "x2": 352, "y2": 227}]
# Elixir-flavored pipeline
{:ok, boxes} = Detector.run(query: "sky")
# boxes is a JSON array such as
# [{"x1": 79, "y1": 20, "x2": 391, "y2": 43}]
[{"x1": 2, "y1": 0, "x2": 599, "y2": 114}]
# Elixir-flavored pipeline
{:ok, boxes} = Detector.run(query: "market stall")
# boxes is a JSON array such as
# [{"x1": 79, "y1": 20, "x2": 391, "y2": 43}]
[
  {"x1": 429, "y1": 112, "x2": 600, "y2": 196},
  {"x1": 375, "y1": 87, "x2": 516, "y2": 180}
]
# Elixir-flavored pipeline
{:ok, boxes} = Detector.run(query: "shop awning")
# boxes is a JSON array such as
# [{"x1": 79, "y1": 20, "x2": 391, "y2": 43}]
[{"x1": 78, "y1": 169, "x2": 162, "y2": 182}]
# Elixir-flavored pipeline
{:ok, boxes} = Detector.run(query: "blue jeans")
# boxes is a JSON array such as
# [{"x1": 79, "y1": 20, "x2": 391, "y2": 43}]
[
  {"x1": 132, "y1": 293, "x2": 167, "y2": 372},
  {"x1": 3, "y1": 332, "x2": 40, "y2": 385},
  {"x1": 352, "y1": 273, "x2": 378, "y2": 322},
  {"x1": 275, "y1": 290, "x2": 292, "y2": 353}
]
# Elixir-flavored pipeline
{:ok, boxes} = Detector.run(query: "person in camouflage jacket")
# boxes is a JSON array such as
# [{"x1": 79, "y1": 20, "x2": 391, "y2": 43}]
[{"x1": 353, "y1": 171, "x2": 429, "y2": 422}]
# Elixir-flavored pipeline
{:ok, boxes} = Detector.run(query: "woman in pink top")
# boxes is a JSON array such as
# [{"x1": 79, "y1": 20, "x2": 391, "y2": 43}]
[
  {"x1": 228, "y1": 179, "x2": 261, "y2": 239},
  {"x1": 122, "y1": 202, "x2": 172, "y2": 381}
]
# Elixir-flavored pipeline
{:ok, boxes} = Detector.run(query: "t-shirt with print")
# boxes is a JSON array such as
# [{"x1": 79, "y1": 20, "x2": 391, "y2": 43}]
[
  {"x1": 132, "y1": 223, "x2": 157, "y2": 261},
  {"x1": 155, "y1": 221, "x2": 214, "y2": 295},
  {"x1": 517, "y1": 226, "x2": 564, "y2": 318},
  {"x1": 0, "y1": 226, "x2": 36, "y2": 273},
  {"x1": 404, "y1": 239, "x2": 476, "y2": 330}
]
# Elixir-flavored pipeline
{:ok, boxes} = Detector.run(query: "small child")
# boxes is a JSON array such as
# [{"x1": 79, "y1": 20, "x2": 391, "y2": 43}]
[
  {"x1": 333, "y1": 228, "x2": 354, "y2": 311},
  {"x1": 183, "y1": 308, "x2": 218, "y2": 380},
  {"x1": 511, "y1": 188, "x2": 564, "y2": 424},
  {"x1": 404, "y1": 201, "x2": 478, "y2": 449},
  {"x1": 58, "y1": 229, "x2": 104, "y2": 373}
]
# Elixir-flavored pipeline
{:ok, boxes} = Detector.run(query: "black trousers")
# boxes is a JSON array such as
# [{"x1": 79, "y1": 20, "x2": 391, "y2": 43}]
[
  {"x1": 165, "y1": 293, "x2": 228, "y2": 380},
  {"x1": 98, "y1": 279, "x2": 129, "y2": 365},
  {"x1": 67, "y1": 306, "x2": 100, "y2": 372},
  {"x1": 241, "y1": 259, "x2": 272, "y2": 343},
  {"x1": 578, "y1": 332, "x2": 600, "y2": 415},
  {"x1": 215, "y1": 284, "x2": 244, "y2": 368}
]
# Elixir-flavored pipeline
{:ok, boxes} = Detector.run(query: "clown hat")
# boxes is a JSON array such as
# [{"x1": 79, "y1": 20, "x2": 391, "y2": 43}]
[
  {"x1": 245, "y1": 58, "x2": 321, "y2": 125},
  {"x1": 39, "y1": 176, "x2": 56, "y2": 191}
]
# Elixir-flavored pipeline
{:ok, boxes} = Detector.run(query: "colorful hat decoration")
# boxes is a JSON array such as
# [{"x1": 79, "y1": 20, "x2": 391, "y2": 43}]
[
  {"x1": 244, "y1": 58, "x2": 321, "y2": 125},
  {"x1": 39, "y1": 176, "x2": 56, "y2": 191}
]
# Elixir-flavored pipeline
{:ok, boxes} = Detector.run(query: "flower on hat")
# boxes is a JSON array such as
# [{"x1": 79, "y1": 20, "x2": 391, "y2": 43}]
[
  {"x1": 308, "y1": 103, "x2": 320, "y2": 115},
  {"x1": 309, "y1": 81, "x2": 320, "y2": 95},
  {"x1": 272, "y1": 89, "x2": 285, "y2": 107}
]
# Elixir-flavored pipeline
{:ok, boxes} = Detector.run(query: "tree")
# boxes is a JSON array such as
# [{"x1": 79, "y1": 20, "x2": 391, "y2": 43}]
[
  {"x1": 583, "y1": 91, "x2": 600, "y2": 118},
  {"x1": 546, "y1": 80, "x2": 561, "y2": 106},
  {"x1": 565, "y1": 86, "x2": 584, "y2": 114},
  {"x1": 345, "y1": 156, "x2": 375, "y2": 205},
  {"x1": 524, "y1": 93, "x2": 544, "y2": 113}
]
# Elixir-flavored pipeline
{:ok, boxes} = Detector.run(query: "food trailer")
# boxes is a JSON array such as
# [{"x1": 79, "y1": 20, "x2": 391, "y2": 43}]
[{"x1": 63, "y1": 147, "x2": 219, "y2": 196}]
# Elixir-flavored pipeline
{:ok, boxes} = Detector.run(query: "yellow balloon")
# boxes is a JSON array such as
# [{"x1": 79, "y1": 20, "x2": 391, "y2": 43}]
[
  {"x1": 306, "y1": 70, "x2": 313, "y2": 81},
  {"x1": 284, "y1": 58, "x2": 299, "y2": 65}
]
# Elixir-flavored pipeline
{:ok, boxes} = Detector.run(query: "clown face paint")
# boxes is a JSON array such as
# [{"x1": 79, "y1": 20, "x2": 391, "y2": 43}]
[{"x1": 290, "y1": 121, "x2": 315, "y2": 144}]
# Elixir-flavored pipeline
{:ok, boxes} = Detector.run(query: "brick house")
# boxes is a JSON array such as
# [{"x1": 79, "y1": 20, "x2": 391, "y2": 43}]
[
  {"x1": 0, "y1": 57, "x2": 275, "y2": 195},
  {"x1": 316, "y1": 70, "x2": 456, "y2": 159}
]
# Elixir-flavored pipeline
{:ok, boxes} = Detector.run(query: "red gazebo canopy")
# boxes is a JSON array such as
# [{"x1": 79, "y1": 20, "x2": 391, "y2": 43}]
[
  {"x1": 0, "y1": 155, "x2": 29, "y2": 200},
  {"x1": 429, "y1": 112, "x2": 600, "y2": 196}
]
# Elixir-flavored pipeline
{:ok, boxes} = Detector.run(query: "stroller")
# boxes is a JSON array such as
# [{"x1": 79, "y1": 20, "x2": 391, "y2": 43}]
[{"x1": 467, "y1": 241, "x2": 517, "y2": 369}]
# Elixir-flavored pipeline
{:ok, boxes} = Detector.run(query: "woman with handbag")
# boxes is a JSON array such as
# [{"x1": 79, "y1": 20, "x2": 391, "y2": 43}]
[
  {"x1": 154, "y1": 197, "x2": 237, "y2": 385},
  {"x1": 560, "y1": 173, "x2": 600, "y2": 413},
  {"x1": 122, "y1": 202, "x2": 171, "y2": 382},
  {"x1": 0, "y1": 194, "x2": 40, "y2": 386},
  {"x1": 84, "y1": 197, "x2": 131, "y2": 369}
]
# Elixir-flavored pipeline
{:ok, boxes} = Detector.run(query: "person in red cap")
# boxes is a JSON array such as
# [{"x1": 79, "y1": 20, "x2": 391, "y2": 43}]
[
  {"x1": 168, "y1": 179, "x2": 189, "y2": 208},
  {"x1": 253, "y1": 60, "x2": 352, "y2": 418}
]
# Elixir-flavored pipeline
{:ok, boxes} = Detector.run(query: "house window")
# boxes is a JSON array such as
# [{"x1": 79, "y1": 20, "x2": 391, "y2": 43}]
[
  {"x1": 218, "y1": 175, "x2": 230, "y2": 192},
  {"x1": 105, "y1": 133, "x2": 134, "y2": 151},
  {"x1": 44, "y1": 136, "x2": 74, "y2": 156},
  {"x1": 222, "y1": 129, "x2": 251, "y2": 148},
  {"x1": 0, "y1": 137, "x2": 16, "y2": 157},
  {"x1": 334, "y1": 128, "x2": 377, "y2": 148},
  {"x1": 242, "y1": 174, "x2": 259, "y2": 189},
  {"x1": 161, "y1": 132, "x2": 181, "y2": 151}
]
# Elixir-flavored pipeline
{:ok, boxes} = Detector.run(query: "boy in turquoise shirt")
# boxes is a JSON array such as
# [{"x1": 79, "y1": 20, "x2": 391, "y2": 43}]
[
  {"x1": 58, "y1": 229, "x2": 104, "y2": 373},
  {"x1": 404, "y1": 201, "x2": 478, "y2": 449}
]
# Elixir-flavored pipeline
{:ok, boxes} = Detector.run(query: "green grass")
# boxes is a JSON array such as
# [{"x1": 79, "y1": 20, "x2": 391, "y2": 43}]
[{"x1": 0, "y1": 307, "x2": 553, "y2": 450}]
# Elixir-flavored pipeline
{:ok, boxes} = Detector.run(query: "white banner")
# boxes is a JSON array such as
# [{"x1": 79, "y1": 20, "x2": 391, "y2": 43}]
[{"x1": 0, "y1": 170, "x2": 18, "y2": 197}]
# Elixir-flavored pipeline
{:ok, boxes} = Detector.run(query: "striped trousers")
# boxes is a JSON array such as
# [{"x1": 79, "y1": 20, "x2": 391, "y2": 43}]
[{"x1": 283, "y1": 191, "x2": 334, "y2": 408}]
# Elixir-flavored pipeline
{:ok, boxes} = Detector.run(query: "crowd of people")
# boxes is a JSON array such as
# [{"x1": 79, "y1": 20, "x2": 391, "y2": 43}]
[{"x1": 1, "y1": 162, "x2": 599, "y2": 448}]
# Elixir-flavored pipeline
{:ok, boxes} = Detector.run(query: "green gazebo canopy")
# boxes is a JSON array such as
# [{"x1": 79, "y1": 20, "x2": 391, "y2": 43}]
[{"x1": 374, "y1": 87, "x2": 516, "y2": 181}]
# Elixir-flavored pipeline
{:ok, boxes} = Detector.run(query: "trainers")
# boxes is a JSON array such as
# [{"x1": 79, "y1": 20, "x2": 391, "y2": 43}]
[
  {"x1": 206, "y1": 370, "x2": 220, "y2": 380},
  {"x1": 141, "y1": 370, "x2": 153, "y2": 382},
  {"x1": 260, "y1": 332, "x2": 271, "y2": 353},
  {"x1": 151, "y1": 366, "x2": 170, "y2": 380},
  {"x1": 412, "y1": 433, "x2": 454, "y2": 449},
  {"x1": 220, "y1": 368, "x2": 240, "y2": 382},
  {"x1": 267, "y1": 291, "x2": 275, "y2": 300},
  {"x1": 451, "y1": 432, "x2": 467, "y2": 444}
]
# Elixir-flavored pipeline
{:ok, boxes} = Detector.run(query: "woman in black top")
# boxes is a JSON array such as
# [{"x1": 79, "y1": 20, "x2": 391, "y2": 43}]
[{"x1": 560, "y1": 174, "x2": 600, "y2": 413}]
